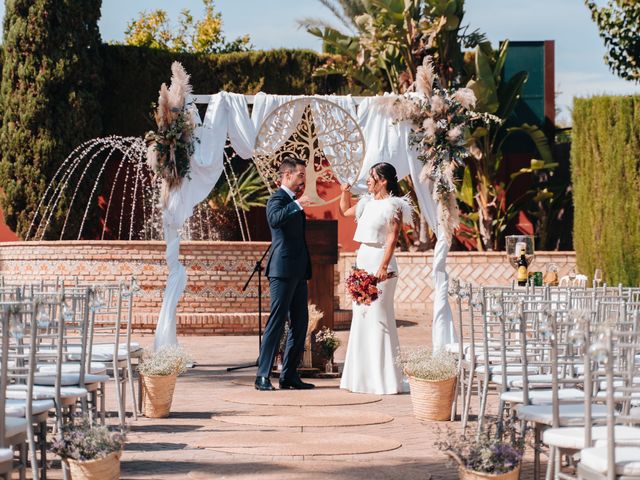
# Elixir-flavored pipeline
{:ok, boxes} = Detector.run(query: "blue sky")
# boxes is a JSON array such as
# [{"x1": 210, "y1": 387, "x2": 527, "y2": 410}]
[{"x1": 2, "y1": 0, "x2": 639, "y2": 124}]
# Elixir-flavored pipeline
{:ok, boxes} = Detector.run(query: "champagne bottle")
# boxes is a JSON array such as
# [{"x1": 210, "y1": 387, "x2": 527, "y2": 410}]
[{"x1": 517, "y1": 248, "x2": 528, "y2": 286}]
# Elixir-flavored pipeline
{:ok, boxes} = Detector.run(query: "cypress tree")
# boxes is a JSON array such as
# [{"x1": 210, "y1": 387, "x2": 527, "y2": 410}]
[{"x1": 0, "y1": 0, "x2": 103, "y2": 239}]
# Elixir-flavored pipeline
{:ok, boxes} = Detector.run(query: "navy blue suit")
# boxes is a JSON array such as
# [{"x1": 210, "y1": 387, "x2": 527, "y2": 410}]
[{"x1": 257, "y1": 188, "x2": 312, "y2": 380}]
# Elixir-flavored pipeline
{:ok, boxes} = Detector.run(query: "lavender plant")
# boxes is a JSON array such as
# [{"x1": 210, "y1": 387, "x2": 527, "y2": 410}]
[
  {"x1": 50, "y1": 417, "x2": 125, "y2": 461},
  {"x1": 435, "y1": 420, "x2": 525, "y2": 474}
]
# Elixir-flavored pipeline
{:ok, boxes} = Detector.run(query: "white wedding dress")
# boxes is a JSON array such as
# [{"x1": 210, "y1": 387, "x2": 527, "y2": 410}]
[{"x1": 340, "y1": 194, "x2": 412, "y2": 395}]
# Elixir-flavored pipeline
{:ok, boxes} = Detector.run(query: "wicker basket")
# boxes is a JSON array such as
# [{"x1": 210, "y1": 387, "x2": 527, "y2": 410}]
[
  {"x1": 406, "y1": 374, "x2": 456, "y2": 421},
  {"x1": 142, "y1": 374, "x2": 178, "y2": 418},
  {"x1": 67, "y1": 450, "x2": 121, "y2": 480},
  {"x1": 459, "y1": 465, "x2": 520, "y2": 480}
]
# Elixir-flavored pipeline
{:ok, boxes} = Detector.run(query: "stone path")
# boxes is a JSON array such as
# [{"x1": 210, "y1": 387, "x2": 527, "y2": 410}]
[{"x1": 41, "y1": 317, "x2": 543, "y2": 479}]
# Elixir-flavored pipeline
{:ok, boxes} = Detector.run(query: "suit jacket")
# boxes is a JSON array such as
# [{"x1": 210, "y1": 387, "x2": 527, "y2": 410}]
[{"x1": 264, "y1": 188, "x2": 312, "y2": 280}]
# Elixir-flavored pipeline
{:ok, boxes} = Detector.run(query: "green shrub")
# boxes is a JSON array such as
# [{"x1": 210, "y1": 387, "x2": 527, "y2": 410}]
[
  {"x1": 572, "y1": 95, "x2": 640, "y2": 285},
  {"x1": 100, "y1": 46, "x2": 344, "y2": 136}
]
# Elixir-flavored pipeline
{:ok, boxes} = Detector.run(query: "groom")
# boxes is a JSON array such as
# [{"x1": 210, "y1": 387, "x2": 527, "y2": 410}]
[{"x1": 255, "y1": 157, "x2": 315, "y2": 391}]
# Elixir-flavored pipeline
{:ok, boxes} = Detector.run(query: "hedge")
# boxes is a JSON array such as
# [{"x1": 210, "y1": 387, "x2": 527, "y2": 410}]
[
  {"x1": 572, "y1": 95, "x2": 640, "y2": 285},
  {"x1": 100, "y1": 46, "x2": 344, "y2": 136}
]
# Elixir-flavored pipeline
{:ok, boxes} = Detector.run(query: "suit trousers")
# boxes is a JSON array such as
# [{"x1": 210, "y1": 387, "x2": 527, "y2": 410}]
[{"x1": 257, "y1": 277, "x2": 309, "y2": 379}]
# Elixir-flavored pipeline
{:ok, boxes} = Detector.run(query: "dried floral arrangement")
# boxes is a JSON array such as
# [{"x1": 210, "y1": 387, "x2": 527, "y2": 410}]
[
  {"x1": 389, "y1": 57, "x2": 501, "y2": 243},
  {"x1": 146, "y1": 61, "x2": 199, "y2": 207},
  {"x1": 50, "y1": 416, "x2": 125, "y2": 461}
]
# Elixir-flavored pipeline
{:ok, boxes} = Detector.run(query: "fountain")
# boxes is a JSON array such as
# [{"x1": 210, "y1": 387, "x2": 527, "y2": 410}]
[{"x1": 25, "y1": 136, "x2": 255, "y2": 242}]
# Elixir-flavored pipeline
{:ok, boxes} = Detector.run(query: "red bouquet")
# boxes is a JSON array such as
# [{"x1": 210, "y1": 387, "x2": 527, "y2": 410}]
[{"x1": 346, "y1": 267, "x2": 395, "y2": 305}]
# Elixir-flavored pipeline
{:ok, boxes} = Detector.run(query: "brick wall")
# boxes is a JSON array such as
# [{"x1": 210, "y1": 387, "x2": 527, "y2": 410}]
[
  {"x1": 335, "y1": 251, "x2": 578, "y2": 321},
  {"x1": 0, "y1": 241, "x2": 577, "y2": 333},
  {"x1": 0, "y1": 241, "x2": 270, "y2": 334}
]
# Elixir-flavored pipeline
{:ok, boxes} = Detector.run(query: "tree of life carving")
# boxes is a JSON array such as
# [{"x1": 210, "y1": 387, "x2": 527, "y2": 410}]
[{"x1": 253, "y1": 98, "x2": 364, "y2": 206}]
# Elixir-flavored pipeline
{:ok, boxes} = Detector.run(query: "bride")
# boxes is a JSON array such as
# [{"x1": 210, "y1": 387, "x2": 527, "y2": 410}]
[{"x1": 338, "y1": 162, "x2": 413, "y2": 395}]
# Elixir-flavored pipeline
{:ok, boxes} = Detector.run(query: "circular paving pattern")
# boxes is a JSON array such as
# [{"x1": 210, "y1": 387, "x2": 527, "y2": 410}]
[
  {"x1": 213, "y1": 406, "x2": 393, "y2": 427},
  {"x1": 219, "y1": 388, "x2": 381, "y2": 406},
  {"x1": 194, "y1": 431, "x2": 402, "y2": 456}
]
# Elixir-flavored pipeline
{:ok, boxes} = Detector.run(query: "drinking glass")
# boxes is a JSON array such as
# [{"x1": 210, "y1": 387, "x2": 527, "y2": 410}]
[{"x1": 593, "y1": 268, "x2": 603, "y2": 288}]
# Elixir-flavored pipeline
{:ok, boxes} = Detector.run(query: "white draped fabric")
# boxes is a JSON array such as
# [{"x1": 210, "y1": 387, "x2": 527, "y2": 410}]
[
  {"x1": 154, "y1": 92, "x2": 255, "y2": 349},
  {"x1": 154, "y1": 92, "x2": 455, "y2": 351}
]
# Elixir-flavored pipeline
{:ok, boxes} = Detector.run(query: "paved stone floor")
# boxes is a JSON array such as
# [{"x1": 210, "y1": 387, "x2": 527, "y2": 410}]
[{"x1": 41, "y1": 316, "x2": 544, "y2": 480}]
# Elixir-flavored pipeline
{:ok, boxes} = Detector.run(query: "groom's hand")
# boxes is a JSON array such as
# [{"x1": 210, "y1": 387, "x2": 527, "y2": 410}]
[{"x1": 297, "y1": 195, "x2": 312, "y2": 207}]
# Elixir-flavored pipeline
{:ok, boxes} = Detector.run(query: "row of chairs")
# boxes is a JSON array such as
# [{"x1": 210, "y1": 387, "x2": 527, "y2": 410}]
[
  {"x1": 449, "y1": 282, "x2": 640, "y2": 479},
  {"x1": 0, "y1": 279, "x2": 142, "y2": 480}
]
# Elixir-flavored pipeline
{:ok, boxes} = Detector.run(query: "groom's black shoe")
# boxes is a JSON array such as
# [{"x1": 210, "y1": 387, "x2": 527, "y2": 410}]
[
  {"x1": 279, "y1": 377, "x2": 315, "y2": 390},
  {"x1": 255, "y1": 376, "x2": 275, "y2": 391}
]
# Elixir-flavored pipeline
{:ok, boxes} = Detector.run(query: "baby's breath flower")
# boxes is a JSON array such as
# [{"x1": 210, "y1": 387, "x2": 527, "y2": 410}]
[
  {"x1": 398, "y1": 347, "x2": 457, "y2": 381},
  {"x1": 138, "y1": 345, "x2": 192, "y2": 376}
]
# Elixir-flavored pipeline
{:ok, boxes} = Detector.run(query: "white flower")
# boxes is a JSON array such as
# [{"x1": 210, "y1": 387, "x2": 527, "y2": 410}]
[
  {"x1": 452, "y1": 88, "x2": 477, "y2": 109},
  {"x1": 469, "y1": 143, "x2": 483, "y2": 160},
  {"x1": 447, "y1": 126, "x2": 463, "y2": 143}
]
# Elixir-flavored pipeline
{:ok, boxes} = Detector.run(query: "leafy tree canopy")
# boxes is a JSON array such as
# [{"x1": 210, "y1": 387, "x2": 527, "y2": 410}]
[
  {"x1": 585, "y1": 0, "x2": 640, "y2": 82},
  {"x1": 124, "y1": 0, "x2": 251, "y2": 54}
]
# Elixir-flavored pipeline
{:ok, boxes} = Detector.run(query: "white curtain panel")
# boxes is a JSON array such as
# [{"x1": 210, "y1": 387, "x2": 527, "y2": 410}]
[
  {"x1": 155, "y1": 92, "x2": 255, "y2": 348},
  {"x1": 155, "y1": 92, "x2": 455, "y2": 351}
]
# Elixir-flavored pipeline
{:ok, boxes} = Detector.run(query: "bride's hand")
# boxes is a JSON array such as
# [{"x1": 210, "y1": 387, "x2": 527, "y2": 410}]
[
  {"x1": 340, "y1": 183, "x2": 352, "y2": 193},
  {"x1": 376, "y1": 266, "x2": 389, "y2": 282}
]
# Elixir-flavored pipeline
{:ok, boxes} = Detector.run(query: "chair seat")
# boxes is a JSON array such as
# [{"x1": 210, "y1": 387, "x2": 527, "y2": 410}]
[
  {"x1": 0, "y1": 448, "x2": 12, "y2": 462},
  {"x1": 5, "y1": 416, "x2": 28, "y2": 439},
  {"x1": 477, "y1": 364, "x2": 539, "y2": 375},
  {"x1": 38, "y1": 362, "x2": 107, "y2": 375},
  {"x1": 465, "y1": 350, "x2": 522, "y2": 362},
  {"x1": 544, "y1": 426, "x2": 640, "y2": 450},
  {"x1": 5, "y1": 399, "x2": 55, "y2": 417},
  {"x1": 501, "y1": 388, "x2": 584, "y2": 405},
  {"x1": 515, "y1": 403, "x2": 608, "y2": 426},
  {"x1": 580, "y1": 446, "x2": 640, "y2": 476},
  {"x1": 68, "y1": 342, "x2": 141, "y2": 361},
  {"x1": 7, "y1": 384, "x2": 88, "y2": 400},
  {"x1": 33, "y1": 372, "x2": 110, "y2": 386},
  {"x1": 494, "y1": 374, "x2": 555, "y2": 388}
]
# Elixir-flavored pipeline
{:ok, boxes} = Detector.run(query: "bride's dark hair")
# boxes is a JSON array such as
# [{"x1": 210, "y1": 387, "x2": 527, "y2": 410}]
[{"x1": 371, "y1": 162, "x2": 402, "y2": 197}]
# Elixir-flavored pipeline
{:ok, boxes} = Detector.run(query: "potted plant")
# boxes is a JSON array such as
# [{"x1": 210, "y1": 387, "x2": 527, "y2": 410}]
[
  {"x1": 400, "y1": 347, "x2": 457, "y2": 421},
  {"x1": 138, "y1": 345, "x2": 191, "y2": 418},
  {"x1": 315, "y1": 326, "x2": 341, "y2": 373},
  {"x1": 435, "y1": 421, "x2": 525, "y2": 479},
  {"x1": 50, "y1": 417, "x2": 125, "y2": 480}
]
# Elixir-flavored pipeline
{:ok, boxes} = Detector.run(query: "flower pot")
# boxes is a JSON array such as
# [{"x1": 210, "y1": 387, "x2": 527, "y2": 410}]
[
  {"x1": 142, "y1": 373, "x2": 178, "y2": 418},
  {"x1": 458, "y1": 465, "x2": 520, "y2": 480},
  {"x1": 67, "y1": 450, "x2": 121, "y2": 480},
  {"x1": 406, "y1": 374, "x2": 456, "y2": 421}
]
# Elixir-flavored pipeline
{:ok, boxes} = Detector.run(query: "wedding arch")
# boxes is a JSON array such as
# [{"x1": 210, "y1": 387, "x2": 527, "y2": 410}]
[{"x1": 154, "y1": 91, "x2": 456, "y2": 351}]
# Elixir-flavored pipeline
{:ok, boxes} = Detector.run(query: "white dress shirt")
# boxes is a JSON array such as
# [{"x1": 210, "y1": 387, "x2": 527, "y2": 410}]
[{"x1": 280, "y1": 185, "x2": 303, "y2": 210}]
